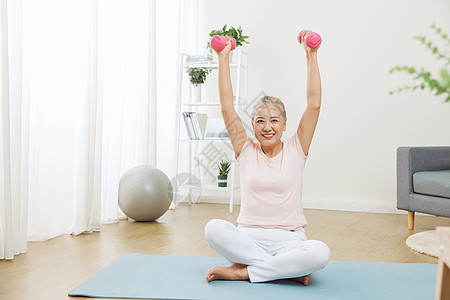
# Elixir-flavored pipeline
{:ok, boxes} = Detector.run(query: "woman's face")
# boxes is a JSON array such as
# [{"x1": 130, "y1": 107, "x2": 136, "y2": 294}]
[{"x1": 252, "y1": 104, "x2": 286, "y2": 147}]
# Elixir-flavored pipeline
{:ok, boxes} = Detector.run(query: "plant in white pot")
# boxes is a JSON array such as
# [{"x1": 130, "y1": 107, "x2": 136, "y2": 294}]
[
  {"x1": 186, "y1": 67, "x2": 211, "y2": 102},
  {"x1": 217, "y1": 160, "x2": 231, "y2": 187},
  {"x1": 389, "y1": 24, "x2": 450, "y2": 102}
]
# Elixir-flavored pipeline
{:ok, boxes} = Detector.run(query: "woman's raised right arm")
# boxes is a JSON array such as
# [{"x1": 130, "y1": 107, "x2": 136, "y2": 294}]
[{"x1": 216, "y1": 39, "x2": 247, "y2": 158}]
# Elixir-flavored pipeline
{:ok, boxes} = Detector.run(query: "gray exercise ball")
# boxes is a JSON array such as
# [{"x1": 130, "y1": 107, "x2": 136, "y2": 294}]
[{"x1": 118, "y1": 165, "x2": 173, "y2": 221}]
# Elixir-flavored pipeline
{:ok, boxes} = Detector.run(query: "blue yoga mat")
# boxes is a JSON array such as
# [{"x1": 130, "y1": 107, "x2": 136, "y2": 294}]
[{"x1": 69, "y1": 253, "x2": 437, "y2": 300}]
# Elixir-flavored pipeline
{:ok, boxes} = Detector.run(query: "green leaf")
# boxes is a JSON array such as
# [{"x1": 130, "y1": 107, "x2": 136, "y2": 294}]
[
  {"x1": 429, "y1": 80, "x2": 437, "y2": 90},
  {"x1": 186, "y1": 67, "x2": 211, "y2": 86},
  {"x1": 208, "y1": 24, "x2": 249, "y2": 50},
  {"x1": 435, "y1": 88, "x2": 444, "y2": 96},
  {"x1": 389, "y1": 24, "x2": 450, "y2": 104}
]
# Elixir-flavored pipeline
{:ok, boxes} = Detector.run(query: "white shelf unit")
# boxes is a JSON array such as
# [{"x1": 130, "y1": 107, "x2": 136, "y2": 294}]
[{"x1": 174, "y1": 51, "x2": 248, "y2": 213}]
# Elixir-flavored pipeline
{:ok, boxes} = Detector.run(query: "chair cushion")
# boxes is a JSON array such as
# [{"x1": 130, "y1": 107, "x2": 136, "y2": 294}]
[{"x1": 413, "y1": 170, "x2": 450, "y2": 199}]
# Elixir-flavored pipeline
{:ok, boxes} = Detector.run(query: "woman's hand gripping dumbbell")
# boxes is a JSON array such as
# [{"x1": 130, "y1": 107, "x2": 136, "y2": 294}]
[
  {"x1": 297, "y1": 30, "x2": 322, "y2": 49},
  {"x1": 210, "y1": 35, "x2": 236, "y2": 52}
]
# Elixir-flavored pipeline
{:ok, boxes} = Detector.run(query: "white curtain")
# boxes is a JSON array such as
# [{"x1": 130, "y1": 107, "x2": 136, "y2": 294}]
[
  {"x1": 1, "y1": 0, "x2": 28, "y2": 260},
  {"x1": 1, "y1": 0, "x2": 199, "y2": 257}
]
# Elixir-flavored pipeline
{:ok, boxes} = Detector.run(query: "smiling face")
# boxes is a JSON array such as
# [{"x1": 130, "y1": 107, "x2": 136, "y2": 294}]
[{"x1": 252, "y1": 103, "x2": 287, "y2": 147}]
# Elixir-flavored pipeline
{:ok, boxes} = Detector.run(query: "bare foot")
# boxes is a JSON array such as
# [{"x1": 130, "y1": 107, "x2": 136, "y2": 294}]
[
  {"x1": 291, "y1": 273, "x2": 311, "y2": 286},
  {"x1": 206, "y1": 263, "x2": 249, "y2": 282}
]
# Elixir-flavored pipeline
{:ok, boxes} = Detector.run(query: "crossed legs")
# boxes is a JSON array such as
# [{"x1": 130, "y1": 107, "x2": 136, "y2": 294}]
[{"x1": 204, "y1": 219, "x2": 330, "y2": 284}]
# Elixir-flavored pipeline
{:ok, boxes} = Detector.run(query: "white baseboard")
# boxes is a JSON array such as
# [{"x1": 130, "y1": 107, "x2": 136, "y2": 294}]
[
  {"x1": 302, "y1": 199, "x2": 400, "y2": 214},
  {"x1": 183, "y1": 195, "x2": 241, "y2": 205},
  {"x1": 179, "y1": 194, "x2": 434, "y2": 216},
  {"x1": 188, "y1": 196, "x2": 407, "y2": 214}
]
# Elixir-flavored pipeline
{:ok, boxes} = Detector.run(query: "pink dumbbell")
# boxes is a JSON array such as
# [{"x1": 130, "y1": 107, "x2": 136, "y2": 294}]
[
  {"x1": 210, "y1": 35, "x2": 236, "y2": 52},
  {"x1": 297, "y1": 30, "x2": 322, "y2": 49}
]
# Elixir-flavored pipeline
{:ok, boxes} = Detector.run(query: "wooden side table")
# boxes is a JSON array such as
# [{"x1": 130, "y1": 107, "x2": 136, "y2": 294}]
[{"x1": 435, "y1": 227, "x2": 450, "y2": 300}]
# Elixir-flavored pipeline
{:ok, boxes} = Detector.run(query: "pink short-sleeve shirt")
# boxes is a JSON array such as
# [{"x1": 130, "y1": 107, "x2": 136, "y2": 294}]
[{"x1": 236, "y1": 132, "x2": 308, "y2": 230}]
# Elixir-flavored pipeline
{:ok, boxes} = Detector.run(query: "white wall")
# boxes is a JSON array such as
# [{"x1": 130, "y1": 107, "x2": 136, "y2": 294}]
[{"x1": 192, "y1": 0, "x2": 450, "y2": 213}]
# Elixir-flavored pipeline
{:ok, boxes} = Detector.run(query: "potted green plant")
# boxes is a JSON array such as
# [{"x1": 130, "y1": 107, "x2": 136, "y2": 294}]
[
  {"x1": 206, "y1": 24, "x2": 250, "y2": 55},
  {"x1": 186, "y1": 67, "x2": 211, "y2": 101},
  {"x1": 217, "y1": 160, "x2": 231, "y2": 187},
  {"x1": 186, "y1": 67, "x2": 210, "y2": 86},
  {"x1": 389, "y1": 24, "x2": 450, "y2": 102}
]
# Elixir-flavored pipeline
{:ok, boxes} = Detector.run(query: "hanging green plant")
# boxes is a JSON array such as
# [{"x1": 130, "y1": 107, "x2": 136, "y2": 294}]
[
  {"x1": 389, "y1": 24, "x2": 450, "y2": 102},
  {"x1": 186, "y1": 67, "x2": 211, "y2": 87}
]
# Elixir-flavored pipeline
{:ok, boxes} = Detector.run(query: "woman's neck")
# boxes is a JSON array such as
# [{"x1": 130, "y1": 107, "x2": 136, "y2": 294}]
[{"x1": 261, "y1": 140, "x2": 283, "y2": 158}]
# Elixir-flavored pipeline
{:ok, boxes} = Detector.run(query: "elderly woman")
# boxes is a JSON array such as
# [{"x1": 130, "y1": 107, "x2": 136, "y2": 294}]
[{"x1": 204, "y1": 32, "x2": 330, "y2": 285}]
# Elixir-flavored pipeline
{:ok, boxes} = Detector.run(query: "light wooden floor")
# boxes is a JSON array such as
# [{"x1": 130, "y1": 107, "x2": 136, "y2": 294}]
[{"x1": 1, "y1": 203, "x2": 450, "y2": 300}]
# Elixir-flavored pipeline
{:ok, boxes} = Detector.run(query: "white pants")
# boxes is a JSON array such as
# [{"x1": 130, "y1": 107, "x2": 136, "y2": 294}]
[{"x1": 204, "y1": 219, "x2": 330, "y2": 283}]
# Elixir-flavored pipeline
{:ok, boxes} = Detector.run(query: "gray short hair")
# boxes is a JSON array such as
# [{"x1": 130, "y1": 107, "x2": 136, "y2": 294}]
[{"x1": 251, "y1": 96, "x2": 287, "y2": 122}]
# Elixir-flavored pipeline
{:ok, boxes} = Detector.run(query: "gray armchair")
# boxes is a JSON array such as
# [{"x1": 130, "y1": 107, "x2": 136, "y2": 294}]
[{"x1": 397, "y1": 147, "x2": 450, "y2": 230}]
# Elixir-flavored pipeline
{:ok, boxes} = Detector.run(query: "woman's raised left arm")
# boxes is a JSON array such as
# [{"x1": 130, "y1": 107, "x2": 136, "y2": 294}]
[{"x1": 297, "y1": 33, "x2": 322, "y2": 156}]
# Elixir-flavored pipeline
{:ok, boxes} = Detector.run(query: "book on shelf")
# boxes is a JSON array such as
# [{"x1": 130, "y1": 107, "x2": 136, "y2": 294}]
[
  {"x1": 186, "y1": 54, "x2": 213, "y2": 63},
  {"x1": 188, "y1": 113, "x2": 199, "y2": 139},
  {"x1": 182, "y1": 112, "x2": 195, "y2": 139},
  {"x1": 195, "y1": 113, "x2": 208, "y2": 139},
  {"x1": 182, "y1": 112, "x2": 208, "y2": 140}
]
